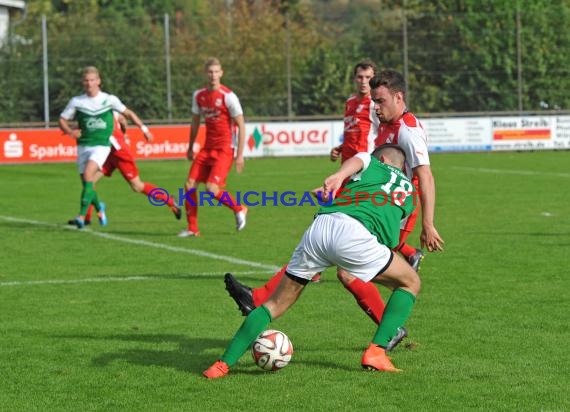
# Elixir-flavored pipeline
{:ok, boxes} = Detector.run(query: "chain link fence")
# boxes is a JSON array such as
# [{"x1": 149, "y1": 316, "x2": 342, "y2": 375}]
[{"x1": 2, "y1": 3, "x2": 569, "y2": 127}]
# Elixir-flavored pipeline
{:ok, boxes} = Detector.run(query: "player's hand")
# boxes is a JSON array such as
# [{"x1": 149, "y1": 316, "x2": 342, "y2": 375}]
[
  {"x1": 69, "y1": 129, "x2": 81, "y2": 139},
  {"x1": 310, "y1": 186, "x2": 325, "y2": 200},
  {"x1": 143, "y1": 130, "x2": 154, "y2": 143},
  {"x1": 186, "y1": 147, "x2": 195, "y2": 161},
  {"x1": 322, "y1": 173, "x2": 343, "y2": 202},
  {"x1": 420, "y1": 224, "x2": 444, "y2": 252},
  {"x1": 235, "y1": 155, "x2": 244, "y2": 173},
  {"x1": 330, "y1": 145, "x2": 342, "y2": 162}
]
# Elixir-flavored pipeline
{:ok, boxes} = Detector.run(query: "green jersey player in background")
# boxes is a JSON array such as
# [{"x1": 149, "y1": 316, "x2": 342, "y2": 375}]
[
  {"x1": 59, "y1": 66, "x2": 153, "y2": 228},
  {"x1": 203, "y1": 144, "x2": 421, "y2": 378}
]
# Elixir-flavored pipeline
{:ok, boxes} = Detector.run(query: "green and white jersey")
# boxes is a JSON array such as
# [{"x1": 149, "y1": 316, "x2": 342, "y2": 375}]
[
  {"x1": 317, "y1": 153, "x2": 417, "y2": 248},
  {"x1": 60, "y1": 91, "x2": 127, "y2": 147}
]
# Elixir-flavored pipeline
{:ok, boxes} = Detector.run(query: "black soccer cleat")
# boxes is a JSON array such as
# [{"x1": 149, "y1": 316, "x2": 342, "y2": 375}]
[
  {"x1": 408, "y1": 249, "x2": 425, "y2": 273},
  {"x1": 67, "y1": 218, "x2": 91, "y2": 226},
  {"x1": 224, "y1": 272, "x2": 255, "y2": 316},
  {"x1": 385, "y1": 327, "x2": 408, "y2": 352},
  {"x1": 171, "y1": 205, "x2": 182, "y2": 220}
]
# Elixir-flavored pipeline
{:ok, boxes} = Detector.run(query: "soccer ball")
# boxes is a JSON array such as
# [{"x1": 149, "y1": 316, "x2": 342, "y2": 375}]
[{"x1": 251, "y1": 329, "x2": 293, "y2": 371}]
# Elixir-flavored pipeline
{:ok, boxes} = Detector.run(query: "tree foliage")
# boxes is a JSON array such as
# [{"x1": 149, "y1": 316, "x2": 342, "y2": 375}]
[{"x1": 2, "y1": 0, "x2": 570, "y2": 123}]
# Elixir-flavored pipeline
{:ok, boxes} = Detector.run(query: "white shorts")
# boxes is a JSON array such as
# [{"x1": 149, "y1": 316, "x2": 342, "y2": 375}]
[
  {"x1": 286, "y1": 212, "x2": 393, "y2": 283},
  {"x1": 77, "y1": 145, "x2": 111, "y2": 174}
]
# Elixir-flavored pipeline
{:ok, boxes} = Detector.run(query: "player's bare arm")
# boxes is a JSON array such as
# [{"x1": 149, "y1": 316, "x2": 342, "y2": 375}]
[
  {"x1": 58, "y1": 117, "x2": 80, "y2": 139},
  {"x1": 330, "y1": 144, "x2": 342, "y2": 162},
  {"x1": 117, "y1": 113, "x2": 128, "y2": 134},
  {"x1": 233, "y1": 114, "x2": 245, "y2": 173},
  {"x1": 187, "y1": 114, "x2": 201, "y2": 161},
  {"x1": 414, "y1": 164, "x2": 444, "y2": 252},
  {"x1": 322, "y1": 155, "x2": 365, "y2": 201},
  {"x1": 122, "y1": 108, "x2": 153, "y2": 142}
]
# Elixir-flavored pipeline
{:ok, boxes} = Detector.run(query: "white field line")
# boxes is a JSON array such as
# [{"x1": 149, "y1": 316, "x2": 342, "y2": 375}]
[
  {"x1": 0, "y1": 271, "x2": 261, "y2": 287},
  {"x1": 0, "y1": 215, "x2": 280, "y2": 272},
  {"x1": 450, "y1": 166, "x2": 570, "y2": 178}
]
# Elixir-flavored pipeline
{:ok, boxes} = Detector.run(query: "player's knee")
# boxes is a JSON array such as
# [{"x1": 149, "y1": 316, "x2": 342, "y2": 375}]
[
  {"x1": 404, "y1": 271, "x2": 421, "y2": 296},
  {"x1": 184, "y1": 180, "x2": 196, "y2": 191},
  {"x1": 205, "y1": 182, "x2": 219, "y2": 194}
]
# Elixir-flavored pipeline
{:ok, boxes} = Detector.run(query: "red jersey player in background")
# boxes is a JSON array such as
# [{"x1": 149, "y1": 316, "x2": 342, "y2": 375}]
[
  {"x1": 178, "y1": 57, "x2": 247, "y2": 237},
  {"x1": 223, "y1": 61, "x2": 414, "y2": 351},
  {"x1": 330, "y1": 58, "x2": 379, "y2": 163},
  {"x1": 68, "y1": 112, "x2": 181, "y2": 225}
]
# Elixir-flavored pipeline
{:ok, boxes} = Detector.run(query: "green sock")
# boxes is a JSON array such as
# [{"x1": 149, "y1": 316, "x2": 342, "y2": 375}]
[
  {"x1": 79, "y1": 182, "x2": 91, "y2": 216},
  {"x1": 79, "y1": 182, "x2": 100, "y2": 216},
  {"x1": 221, "y1": 305, "x2": 272, "y2": 366},
  {"x1": 372, "y1": 288, "x2": 416, "y2": 347},
  {"x1": 90, "y1": 189, "x2": 101, "y2": 212}
]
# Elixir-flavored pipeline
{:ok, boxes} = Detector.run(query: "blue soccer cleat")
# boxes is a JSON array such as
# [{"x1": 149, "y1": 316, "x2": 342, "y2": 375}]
[{"x1": 97, "y1": 202, "x2": 108, "y2": 226}]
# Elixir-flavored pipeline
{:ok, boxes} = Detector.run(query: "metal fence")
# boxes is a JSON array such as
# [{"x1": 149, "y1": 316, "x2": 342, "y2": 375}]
[{"x1": 2, "y1": 4, "x2": 570, "y2": 127}]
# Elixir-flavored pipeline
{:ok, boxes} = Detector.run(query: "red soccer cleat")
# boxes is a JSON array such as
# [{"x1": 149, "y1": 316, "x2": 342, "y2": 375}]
[
  {"x1": 361, "y1": 343, "x2": 402, "y2": 373},
  {"x1": 203, "y1": 360, "x2": 230, "y2": 379}
]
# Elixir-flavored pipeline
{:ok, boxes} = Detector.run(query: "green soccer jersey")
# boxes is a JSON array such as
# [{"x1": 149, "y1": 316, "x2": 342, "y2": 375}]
[
  {"x1": 60, "y1": 91, "x2": 127, "y2": 147},
  {"x1": 317, "y1": 154, "x2": 417, "y2": 248}
]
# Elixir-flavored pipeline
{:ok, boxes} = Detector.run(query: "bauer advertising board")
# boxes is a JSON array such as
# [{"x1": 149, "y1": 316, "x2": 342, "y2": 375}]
[{"x1": 245, "y1": 121, "x2": 332, "y2": 157}]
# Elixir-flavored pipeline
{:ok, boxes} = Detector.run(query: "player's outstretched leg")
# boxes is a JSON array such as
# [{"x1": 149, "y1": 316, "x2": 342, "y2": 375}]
[{"x1": 363, "y1": 253, "x2": 420, "y2": 372}]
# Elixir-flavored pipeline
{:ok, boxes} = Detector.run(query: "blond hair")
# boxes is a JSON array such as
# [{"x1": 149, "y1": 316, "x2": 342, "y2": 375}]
[
  {"x1": 82, "y1": 66, "x2": 100, "y2": 78},
  {"x1": 204, "y1": 57, "x2": 221, "y2": 70}
]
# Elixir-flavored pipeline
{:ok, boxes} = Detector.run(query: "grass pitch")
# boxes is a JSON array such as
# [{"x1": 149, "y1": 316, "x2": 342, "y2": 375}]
[{"x1": 0, "y1": 151, "x2": 569, "y2": 411}]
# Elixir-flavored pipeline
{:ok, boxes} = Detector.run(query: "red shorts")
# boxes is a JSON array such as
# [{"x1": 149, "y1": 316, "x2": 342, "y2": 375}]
[
  {"x1": 101, "y1": 148, "x2": 139, "y2": 181},
  {"x1": 188, "y1": 148, "x2": 234, "y2": 186}
]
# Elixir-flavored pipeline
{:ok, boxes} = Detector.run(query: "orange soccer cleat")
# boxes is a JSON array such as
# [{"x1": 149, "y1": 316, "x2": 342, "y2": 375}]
[
  {"x1": 361, "y1": 344, "x2": 402, "y2": 373},
  {"x1": 203, "y1": 360, "x2": 230, "y2": 379}
]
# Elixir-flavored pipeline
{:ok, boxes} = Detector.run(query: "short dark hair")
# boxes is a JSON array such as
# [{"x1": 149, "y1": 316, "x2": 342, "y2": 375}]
[
  {"x1": 372, "y1": 144, "x2": 406, "y2": 169},
  {"x1": 353, "y1": 58, "x2": 377, "y2": 77},
  {"x1": 369, "y1": 69, "x2": 407, "y2": 102}
]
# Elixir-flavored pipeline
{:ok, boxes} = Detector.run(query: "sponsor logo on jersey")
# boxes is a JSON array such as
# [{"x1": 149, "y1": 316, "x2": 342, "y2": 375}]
[{"x1": 86, "y1": 117, "x2": 108, "y2": 130}]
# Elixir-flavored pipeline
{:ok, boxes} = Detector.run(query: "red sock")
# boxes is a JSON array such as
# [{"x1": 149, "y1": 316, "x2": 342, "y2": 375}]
[
  {"x1": 143, "y1": 182, "x2": 175, "y2": 207},
  {"x1": 252, "y1": 264, "x2": 288, "y2": 307},
  {"x1": 214, "y1": 190, "x2": 242, "y2": 213},
  {"x1": 399, "y1": 243, "x2": 417, "y2": 258},
  {"x1": 184, "y1": 190, "x2": 199, "y2": 232},
  {"x1": 343, "y1": 278, "x2": 385, "y2": 324},
  {"x1": 85, "y1": 204, "x2": 94, "y2": 221}
]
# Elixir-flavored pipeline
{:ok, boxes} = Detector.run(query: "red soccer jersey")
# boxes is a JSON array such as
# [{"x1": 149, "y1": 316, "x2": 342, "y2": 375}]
[
  {"x1": 192, "y1": 85, "x2": 243, "y2": 151},
  {"x1": 375, "y1": 111, "x2": 430, "y2": 177},
  {"x1": 342, "y1": 95, "x2": 379, "y2": 162},
  {"x1": 109, "y1": 112, "x2": 128, "y2": 151}
]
